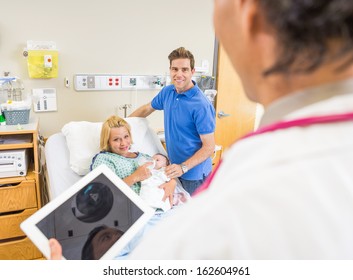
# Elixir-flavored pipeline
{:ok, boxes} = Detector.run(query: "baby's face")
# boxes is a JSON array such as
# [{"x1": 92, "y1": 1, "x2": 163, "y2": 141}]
[{"x1": 152, "y1": 154, "x2": 168, "y2": 169}]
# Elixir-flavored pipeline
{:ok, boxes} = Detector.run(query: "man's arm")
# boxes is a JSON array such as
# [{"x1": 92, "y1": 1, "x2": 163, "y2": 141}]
[
  {"x1": 129, "y1": 102, "x2": 155, "y2": 118},
  {"x1": 165, "y1": 132, "x2": 215, "y2": 178},
  {"x1": 183, "y1": 132, "x2": 215, "y2": 171}
]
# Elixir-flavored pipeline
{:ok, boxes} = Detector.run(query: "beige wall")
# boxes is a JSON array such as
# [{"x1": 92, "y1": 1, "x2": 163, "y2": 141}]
[{"x1": 0, "y1": 0, "x2": 215, "y2": 137}]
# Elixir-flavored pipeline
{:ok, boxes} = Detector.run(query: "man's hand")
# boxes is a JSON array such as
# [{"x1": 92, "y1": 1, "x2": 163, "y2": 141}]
[
  {"x1": 165, "y1": 164, "x2": 183, "y2": 179},
  {"x1": 160, "y1": 179, "x2": 177, "y2": 206}
]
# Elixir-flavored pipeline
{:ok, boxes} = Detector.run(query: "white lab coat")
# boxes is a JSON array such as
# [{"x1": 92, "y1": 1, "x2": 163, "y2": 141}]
[{"x1": 129, "y1": 86, "x2": 353, "y2": 259}]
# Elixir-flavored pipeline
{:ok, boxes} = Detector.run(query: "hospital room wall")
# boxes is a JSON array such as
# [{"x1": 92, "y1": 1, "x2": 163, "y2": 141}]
[{"x1": 0, "y1": 0, "x2": 215, "y2": 137}]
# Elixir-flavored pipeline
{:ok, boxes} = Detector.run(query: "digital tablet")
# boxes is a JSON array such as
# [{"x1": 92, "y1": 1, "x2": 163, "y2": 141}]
[{"x1": 21, "y1": 164, "x2": 155, "y2": 260}]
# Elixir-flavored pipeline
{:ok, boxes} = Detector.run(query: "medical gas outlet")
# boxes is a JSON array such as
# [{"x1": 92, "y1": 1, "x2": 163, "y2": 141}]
[
  {"x1": 74, "y1": 74, "x2": 166, "y2": 91},
  {"x1": 74, "y1": 75, "x2": 122, "y2": 91}
]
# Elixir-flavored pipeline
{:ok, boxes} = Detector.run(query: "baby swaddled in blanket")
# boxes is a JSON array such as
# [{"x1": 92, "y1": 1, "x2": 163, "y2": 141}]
[{"x1": 139, "y1": 153, "x2": 189, "y2": 212}]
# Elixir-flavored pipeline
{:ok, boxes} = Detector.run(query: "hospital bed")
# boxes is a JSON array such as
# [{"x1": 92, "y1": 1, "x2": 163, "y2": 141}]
[{"x1": 44, "y1": 117, "x2": 183, "y2": 200}]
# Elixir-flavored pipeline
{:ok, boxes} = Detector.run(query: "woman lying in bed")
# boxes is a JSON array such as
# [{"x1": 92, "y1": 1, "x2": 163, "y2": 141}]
[
  {"x1": 51, "y1": 115, "x2": 185, "y2": 259},
  {"x1": 91, "y1": 115, "x2": 177, "y2": 205}
]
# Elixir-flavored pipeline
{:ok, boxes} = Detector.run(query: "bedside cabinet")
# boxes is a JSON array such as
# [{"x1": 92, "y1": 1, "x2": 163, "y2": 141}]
[{"x1": 0, "y1": 119, "x2": 43, "y2": 259}]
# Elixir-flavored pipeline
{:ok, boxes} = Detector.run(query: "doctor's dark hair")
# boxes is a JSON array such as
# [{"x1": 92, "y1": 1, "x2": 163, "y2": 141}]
[
  {"x1": 168, "y1": 47, "x2": 195, "y2": 70},
  {"x1": 100, "y1": 115, "x2": 133, "y2": 152},
  {"x1": 260, "y1": 0, "x2": 353, "y2": 76}
]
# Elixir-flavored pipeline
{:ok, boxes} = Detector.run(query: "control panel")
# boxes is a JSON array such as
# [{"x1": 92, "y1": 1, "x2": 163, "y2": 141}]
[
  {"x1": 32, "y1": 88, "x2": 57, "y2": 112},
  {"x1": 74, "y1": 74, "x2": 167, "y2": 91},
  {"x1": 0, "y1": 149, "x2": 29, "y2": 178}
]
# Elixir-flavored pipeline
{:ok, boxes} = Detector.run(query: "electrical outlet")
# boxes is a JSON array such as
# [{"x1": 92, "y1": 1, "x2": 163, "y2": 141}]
[{"x1": 87, "y1": 76, "x2": 95, "y2": 88}]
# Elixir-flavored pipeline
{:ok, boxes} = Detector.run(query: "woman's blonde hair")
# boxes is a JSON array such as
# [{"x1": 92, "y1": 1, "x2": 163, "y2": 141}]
[{"x1": 100, "y1": 115, "x2": 132, "y2": 152}]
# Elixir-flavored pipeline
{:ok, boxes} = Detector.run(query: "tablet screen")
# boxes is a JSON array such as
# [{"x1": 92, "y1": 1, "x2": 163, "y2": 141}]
[{"x1": 35, "y1": 172, "x2": 145, "y2": 260}]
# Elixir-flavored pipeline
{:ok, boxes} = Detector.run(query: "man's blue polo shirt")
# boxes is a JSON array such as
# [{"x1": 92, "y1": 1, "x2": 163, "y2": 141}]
[{"x1": 151, "y1": 82, "x2": 216, "y2": 180}]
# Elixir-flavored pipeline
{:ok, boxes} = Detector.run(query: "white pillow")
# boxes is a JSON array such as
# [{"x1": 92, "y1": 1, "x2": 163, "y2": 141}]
[{"x1": 62, "y1": 117, "x2": 166, "y2": 176}]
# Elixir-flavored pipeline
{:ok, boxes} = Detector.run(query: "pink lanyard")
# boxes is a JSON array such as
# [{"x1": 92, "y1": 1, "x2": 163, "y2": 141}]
[{"x1": 194, "y1": 111, "x2": 353, "y2": 196}]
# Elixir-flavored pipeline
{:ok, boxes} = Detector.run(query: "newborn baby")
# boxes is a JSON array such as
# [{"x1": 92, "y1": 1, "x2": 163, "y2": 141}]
[{"x1": 139, "y1": 153, "x2": 173, "y2": 212}]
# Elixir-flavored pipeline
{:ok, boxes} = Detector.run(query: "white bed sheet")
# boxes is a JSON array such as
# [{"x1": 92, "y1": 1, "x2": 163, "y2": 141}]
[{"x1": 45, "y1": 132, "x2": 81, "y2": 199}]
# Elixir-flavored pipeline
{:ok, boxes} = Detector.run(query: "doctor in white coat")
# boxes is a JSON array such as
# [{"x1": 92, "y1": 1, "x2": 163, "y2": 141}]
[
  {"x1": 127, "y1": 0, "x2": 353, "y2": 259},
  {"x1": 51, "y1": 0, "x2": 353, "y2": 259}
]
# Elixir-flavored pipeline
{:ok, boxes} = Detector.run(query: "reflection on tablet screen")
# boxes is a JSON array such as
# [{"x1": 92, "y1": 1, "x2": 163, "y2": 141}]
[{"x1": 36, "y1": 173, "x2": 143, "y2": 259}]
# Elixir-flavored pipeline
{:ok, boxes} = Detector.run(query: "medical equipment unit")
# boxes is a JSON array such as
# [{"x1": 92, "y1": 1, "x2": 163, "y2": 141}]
[
  {"x1": 0, "y1": 149, "x2": 29, "y2": 178},
  {"x1": 0, "y1": 73, "x2": 32, "y2": 125},
  {"x1": 0, "y1": 73, "x2": 24, "y2": 103}
]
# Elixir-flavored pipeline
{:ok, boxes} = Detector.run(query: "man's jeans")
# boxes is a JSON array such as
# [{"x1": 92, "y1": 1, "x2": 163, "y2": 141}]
[{"x1": 179, "y1": 173, "x2": 209, "y2": 196}]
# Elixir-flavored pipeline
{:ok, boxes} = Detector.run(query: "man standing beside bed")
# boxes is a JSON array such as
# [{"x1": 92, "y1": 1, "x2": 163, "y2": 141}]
[{"x1": 129, "y1": 47, "x2": 216, "y2": 196}]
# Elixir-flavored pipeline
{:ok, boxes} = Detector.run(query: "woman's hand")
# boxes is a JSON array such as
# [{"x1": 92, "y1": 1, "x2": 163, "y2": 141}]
[
  {"x1": 49, "y1": 238, "x2": 63, "y2": 260},
  {"x1": 124, "y1": 162, "x2": 153, "y2": 186},
  {"x1": 134, "y1": 162, "x2": 153, "y2": 181},
  {"x1": 160, "y1": 179, "x2": 176, "y2": 206}
]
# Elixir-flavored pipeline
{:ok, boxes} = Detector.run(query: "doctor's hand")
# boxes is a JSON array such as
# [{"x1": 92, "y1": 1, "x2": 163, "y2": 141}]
[
  {"x1": 49, "y1": 238, "x2": 63, "y2": 260},
  {"x1": 160, "y1": 179, "x2": 176, "y2": 206},
  {"x1": 165, "y1": 164, "x2": 183, "y2": 179}
]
